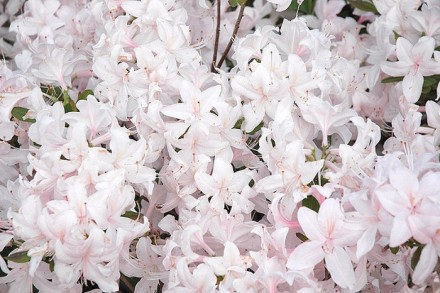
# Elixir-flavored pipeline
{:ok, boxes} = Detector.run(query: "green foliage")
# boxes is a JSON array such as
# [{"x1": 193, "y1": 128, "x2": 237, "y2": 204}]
[
  {"x1": 289, "y1": 0, "x2": 315, "y2": 15},
  {"x1": 122, "y1": 210, "x2": 140, "y2": 220},
  {"x1": 78, "y1": 89, "x2": 94, "y2": 101},
  {"x1": 233, "y1": 117, "x2": 245, "y2": 129},
  {"x1": 423, "y1": 75, "x2": 440, "y2": 93},
  {"x1": 390, "y1": 246, "x2": 399, "y2": 254},
  {"x1": 247, "y1": 121, "x2": 264, "y2": 135},
  {"x1": 5, "y1": 251, "x2": 31, "y2": 263},
  {"x1": 348, "y1": 0, "x2": 378, "y2": 13},
  {"x1": 216, "y1": 275, "x2": 225, "y2": 285},
  {"x1": 49, "y1": 259, "x2": 55, "y2": 272},
  {"x1": 41, "y1": 85, "x2": 63, "y2": 101},
  {"x1": 229, "y1": 0, "x2": 246, "y2": 7},
  {"x1": 62, "y1": 90, "x2": 78, "y2": 113},
  {"x1": 411, "y1": 245, "x2": 423, "y2": 270},
  {"x1": 381, "y1": 76, "x2": 404, "y2": 83},
  {"x1": 296, "y1": 232, "x2": 309, "y2": 242},
  {"x1": 301, "y1": 195, "x2": 320, "y2": 212},
  {"x1": 11, "y1": 107, "x2": 36, "y2": 123}
]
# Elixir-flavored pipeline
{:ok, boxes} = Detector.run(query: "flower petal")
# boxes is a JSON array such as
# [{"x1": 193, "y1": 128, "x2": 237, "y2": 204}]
[
  {"x1": 298, "y1": 207, "x2": 326, "y2": 242},
  {"x1": 402, "y1": 72, "x2": 423, "y2": 103},
  {"x1": 287, "y1": 241, "x2": 325, "y2": 271},
  {"x1": 325, "y1": 246, "x2": 355, "y2": 289},
  {"x1": 412, "y1": 242, "x2": 438, "y2": 285}
]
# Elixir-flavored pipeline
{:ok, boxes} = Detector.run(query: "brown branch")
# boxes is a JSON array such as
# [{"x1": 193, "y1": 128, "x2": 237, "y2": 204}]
[
  {"x1": 211, "y1": 0, "x2": 222, "y2": 72},
  {"x1": 120, "y1": 274, "x2": 135, "y2": 292},
  {"x1": 216, "y1": 1, "x2": 247, "y2": 69}
]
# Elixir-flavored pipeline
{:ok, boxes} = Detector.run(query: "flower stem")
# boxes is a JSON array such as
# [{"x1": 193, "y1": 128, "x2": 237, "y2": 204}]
[
  {"x1": 216, "y1": 1, "x2": 247, "y2": 69},
  {"x1": 120, "y1": 274, "x2": 135, "y2": 292},
  {"x1": 211, "y1": 0, "x2": 222, "y2": 72}
]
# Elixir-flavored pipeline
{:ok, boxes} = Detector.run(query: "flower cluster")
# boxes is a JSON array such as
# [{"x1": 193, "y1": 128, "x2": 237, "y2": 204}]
[{"x1": 1, "y1": 0, "x2": 440, "y2": 292}]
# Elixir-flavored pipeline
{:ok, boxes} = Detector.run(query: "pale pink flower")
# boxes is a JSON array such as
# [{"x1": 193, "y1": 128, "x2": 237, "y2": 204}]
[
  {"x1": 54, "y1": 227, "x2": 120, "y2": 292},
  {"x1": 375, "y1": 166, "x2": 440, "y2": 247},
  {"x1": 168, "y1": 260, "x2": 217, "y2": 293},
  {"x1": 299, "y1": 97, "x2": 356, "y2": 146},
  {"x1": 287, "y1": 199, "x2": 360, "y2": 289},
  {"x1": 381, "y1": 36, "x2": 440, "y2": 103}
]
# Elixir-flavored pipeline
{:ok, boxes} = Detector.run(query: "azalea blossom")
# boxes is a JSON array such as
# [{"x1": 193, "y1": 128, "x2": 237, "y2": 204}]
[
  {"x1": 2, "y1": 0, "x2": 440, "y2": 292},
  {"x1": 381, "y1": 36, "x2": 440, "y2": 103},
  {"x1": 287, "y1": 199, "x2": 361, "y2": 289}
]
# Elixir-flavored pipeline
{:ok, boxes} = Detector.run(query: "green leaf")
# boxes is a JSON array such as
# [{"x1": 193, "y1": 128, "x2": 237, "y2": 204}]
[
  {"x1": 5, "y1": 251, "x2": 31, "y2": 263},
  {"x1": 424, "y1": 77, "x2": 437, "y2": 88},
  {"x1": 381, "y1": 76, "x2": 404, "y2": 83},
  {"x1": 11, "y1": 107, "x2": 36, "y2": 123},
  {"x1": 41, "y1": 85, "x2": 63, "y2": 100},
  {"x1": 62, "y1": 91, "x2": 78, "y2": 113},
  {"x1": 122, "y1": 211, "x2": 139, "y2": 220},
  {"x1": 233, "y1": 117, "x2": 244, "y2": 129},
  {"x1": 423, "y1": 75, "x2": 440, "y2": 88},
  {"x1": 288, "y1": 1, "x2": 300, "y2": 10},
  {"x1": 421, "y1": 76, "x2": 440, "y2": 95},
  {"x1": 390, "y1": 246, "x2": 399, "y2": 254},
  {"x1": 302, "y1": 0, "x2": 315, "y2": 14},
  {"x1": 247, "y1": 121, "x2": 264, "y2": 135},
  {"x1": 49, "y1": 259, "x2": 55, "y2": 272},
  {"x1": 422, "y1": 85, "x2": 432, "y2": 94},
  {"x1": 216, "y1": 275, "x2": 225, "y2": 285},
  {"x1": 228, "y1": 0, "x2": 246, "y2": 7},
  {"x1": 289, "y1": 0, "x2": 315, "y2": 15},
  {"x1": 348, "y1": 0, "x2": 378, "y2": 13},
  {"x1": 301, "y1": 195, "x2": 320, "y2": 212},
  {"x1": 296, "y1": 232, "x2": 308, "y2": 242},
  {"x1": 77, "y1": 89, "x2": 94, "y2": 101},
  {"x1": 411, "y1": 245, "x2": 423, "y2": 270},
  {"x1": 225, "y1": 58, "x2": 234, "y2": 69}
]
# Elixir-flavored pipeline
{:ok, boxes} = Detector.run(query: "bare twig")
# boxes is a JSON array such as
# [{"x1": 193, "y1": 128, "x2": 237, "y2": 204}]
[
  {"x1": 211, "y1": 0, "x2": 222, "y2": 72},
  {"x1": 216, "y1": 1, "x2": 247, "y2": 69},
  {"x1": 120, "y1": 274, "x2": 135, "y2": 292}
]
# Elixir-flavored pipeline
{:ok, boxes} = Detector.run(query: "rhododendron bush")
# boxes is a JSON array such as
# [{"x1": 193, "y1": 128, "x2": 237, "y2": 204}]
[{"x1": 1, "y1": 0, "x2": 440, "y2": 292}]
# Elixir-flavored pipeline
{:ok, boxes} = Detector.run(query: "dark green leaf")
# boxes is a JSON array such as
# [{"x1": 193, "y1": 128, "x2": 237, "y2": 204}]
[
  {"x1": 247, "y1": 121, "x2": 264, "y2": 135},
  {"x1": 348, "y1": 0, "x2": 378, "y2": 13},
  {"x1": 216, "y1": 275, "x2": 225, "y2": 285},
  {"x1": 288, "y1": 1, "x2": 300, "y2": 10},
  {"x1": 64, "y1": 103, "x2": 74, "y2": 113},
  {"x1": 5, "y1": 251, "x2": 31, "y2": 263},
  {"x1": 289, "y1": 0, "x2": 315, "y2": 15},
  {"x1": 411, "y1": 245, "x2": 423, "y2": 270},
  {"x1": 381, "y1": 76, "x2": 404, "y2": 83},
  {"x1": 301, "y1": 195, "x2": 320, "y2": 212},
  {"x1": 78, "y1": 89, "x2": 94, "y2": 101},
  {"x1": 390, "y1": 246, "x2": 399, "y2": 254},
  {"x1": 225, "y1": 58, "x2": 234, "y2": 69},
  {"x1": 122, "y1": 211, "x2": 139, "y2": 220},
  {"x1": 302, "y1": 0, "x2": 315, "y2": 14},
  {"x1": 11, "y1": 107, "x2": 36, "y2": 123},
  {"x1": 41, "y1": 85, "x2": 62, "y2": 100},
  {"x1": 228, "y1": 0, "x2": 246, "y2": 7},
  {"x1": 63, "y1": 91, "x2": 78, "y2": 113},
  {"x1": 424, "y1": 76, "x2": 438, "y2": 88},
  {"x1": 49, "y1": 259, "x2": 55, "y2": 272},
  {"x1": 422, "y1": 85, "x2": 432, "y2": 94},
  {"x1": 233, "y1": 117, "x2": 244, "y2": 129},
  {"x1": 296, "y1": 232, "x2": 308, "y2": 242}
]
